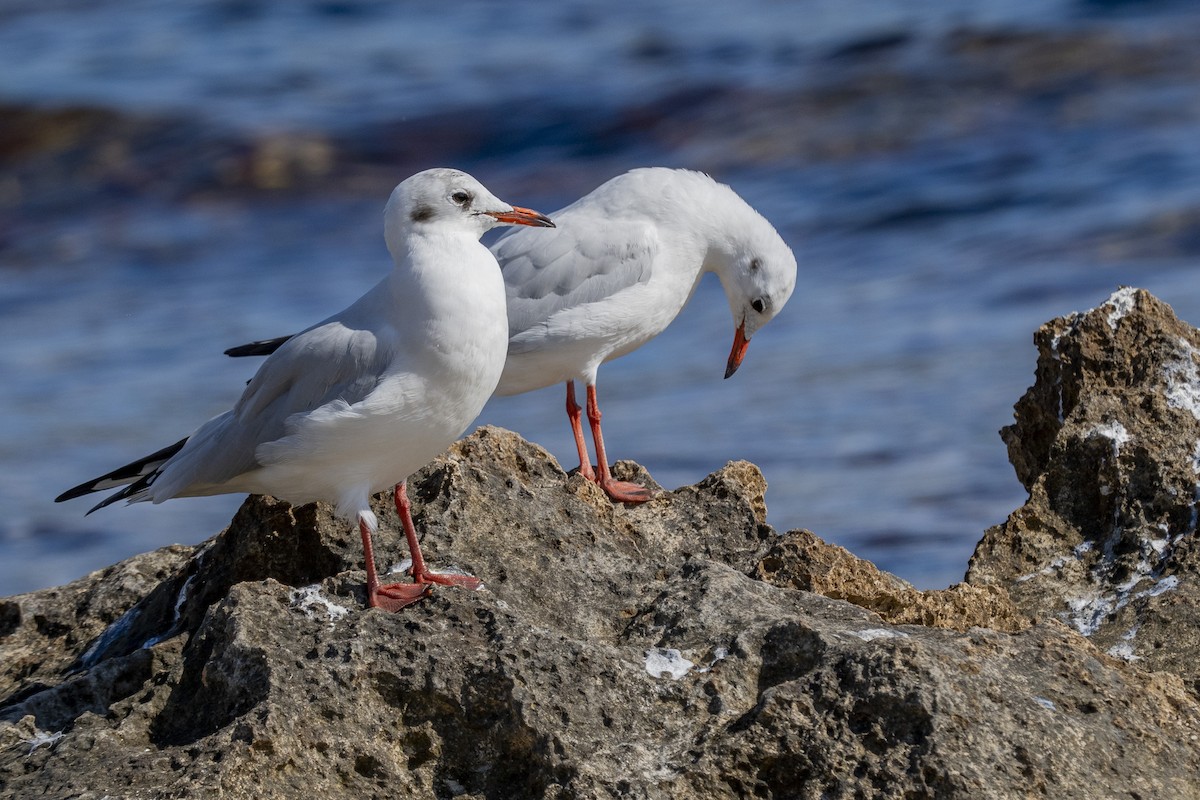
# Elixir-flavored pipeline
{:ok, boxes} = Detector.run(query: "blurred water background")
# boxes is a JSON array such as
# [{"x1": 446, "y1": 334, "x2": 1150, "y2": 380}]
[{"x1": 3, "y1": 0, "x2": 1200, "y2": 595}]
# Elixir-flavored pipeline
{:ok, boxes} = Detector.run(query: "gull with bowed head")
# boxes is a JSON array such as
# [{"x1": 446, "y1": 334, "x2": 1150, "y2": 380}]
[
  {"x1": 57, "y1": 168, "x2": 555, "y2": 612},
  {"x1": 228, "y1": 168, "x2": 797, "y2": 503}
]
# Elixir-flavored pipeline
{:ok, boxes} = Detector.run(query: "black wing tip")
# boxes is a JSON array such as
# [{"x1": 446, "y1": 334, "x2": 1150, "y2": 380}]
[
  {"x1": 55, "y1": 479, "x2": 135, "y2": 513},
  {"x1": 83, "y1": 472, "x2": 157, "y2": 515},
  {"x1": 85, "y1": 483, "x2": 141, "y2": 515},
  {"x1": 225, "y1": 336, "x2": 292, "y2": 358},
  {"x1": 55, "y1": 436, "x2": 189, "y2": 508},
  {"x1": 54, "y1": 484, "x2": 93, "y2": 504}
]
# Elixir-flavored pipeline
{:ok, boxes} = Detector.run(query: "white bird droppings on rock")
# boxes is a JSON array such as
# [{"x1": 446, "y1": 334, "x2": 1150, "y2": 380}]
[
  {"x1": 289, "y1": 585, "x2": 349, "y2": 624},
  {"x1": 1034, "y1": 697, "x2": 1058, "y2": 712},
  {"x1": 644, "y1": 648, "x2": 694, "y2": 680},
  {"x1": 23, "y1": 727, "x2": 64, "y2": 756},
  {"x1": 851, "y1": 628, "x2": 910, "y2": 641},
  {"x1": 1163, "y1": 339, "x2": 1200, "y2": 421},
  {"x1": 1103, "y1": 287, "x2": 1138, "y2": 331},
  {"x1": 1090, "y1": 420, "x2": 1131, "y2": 456},
  {"x1": 694, "y1": 646, "x2": 730, "y2": 673}
]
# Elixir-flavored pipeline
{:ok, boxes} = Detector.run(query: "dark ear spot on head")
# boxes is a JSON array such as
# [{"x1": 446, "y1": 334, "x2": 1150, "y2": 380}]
[{"x1": 410, "y1": 205, "x2": 435, "y2": 223}]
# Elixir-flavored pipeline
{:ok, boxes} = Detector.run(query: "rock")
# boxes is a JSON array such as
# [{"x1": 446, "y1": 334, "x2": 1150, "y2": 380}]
[
  {"x1": 967, "y1": 287, "x2": 1200, "y2": 691},
  {"x1": 756, "y1": 529, "x2": 1031, "y2": 633},
  {"x1": 5, "y1": 420, "x2": 1200, "y2": 797},
  {"x1": 0, "y1": 544, "x2": 192, "y2": 706}
]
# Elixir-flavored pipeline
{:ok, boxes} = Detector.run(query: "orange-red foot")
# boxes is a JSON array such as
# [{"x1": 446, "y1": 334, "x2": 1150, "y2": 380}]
[
  {"x1": 369, "y1": 572, "x2": 482, "y2": 612},
  {"x1": 597, "y1": 476, "x2": 654, "y2": 504},
  {"x1": 369, "y1": 581, "x2": 433, "y2": 613}
]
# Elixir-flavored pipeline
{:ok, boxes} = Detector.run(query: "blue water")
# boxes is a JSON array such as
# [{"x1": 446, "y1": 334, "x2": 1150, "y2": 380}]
[
  {"x1": 4, "y1": 0, "x2": 1200, "y2": 594},
  {"x1": 0, "y1": 0, "x2": 1066, "y2": 132}
]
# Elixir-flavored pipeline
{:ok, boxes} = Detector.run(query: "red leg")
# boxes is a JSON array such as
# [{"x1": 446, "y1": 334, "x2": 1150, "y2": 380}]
[
  {"x1": 359, "y1": 511, "x2": 429, "y2": 612},
  {"x1": 358, "y1": 483, "x2": 481, "y2": 612},
  {"x1": 395, "y1": 483, "x2": 482, "y2": 591},
  {"x1": 566, "y1": 380, "x2": 597, "y2": 482},
  {"x1": 585, "y1": 384, "x2": 654, "y2": 504}
]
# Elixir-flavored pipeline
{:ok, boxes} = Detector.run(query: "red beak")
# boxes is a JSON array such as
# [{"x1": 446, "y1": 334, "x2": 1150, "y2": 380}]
[
  {"x1": 725, "y1": 322, "x2": 750, "y2": 379},
  {"x1": 486, "y1": 205, "x2": 555, "y2": 228}
]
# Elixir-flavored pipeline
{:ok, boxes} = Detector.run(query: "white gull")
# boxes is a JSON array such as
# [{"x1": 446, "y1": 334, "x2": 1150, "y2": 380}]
[
  {"x1": 56, "y1": 168, "x2": 554, "y2": 612},
  {"x1": 493, "y1": 168, "x2": 797, "y2": 501}
]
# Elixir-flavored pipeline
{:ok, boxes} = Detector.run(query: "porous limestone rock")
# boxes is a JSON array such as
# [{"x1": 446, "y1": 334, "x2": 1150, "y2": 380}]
[
  {"x1": 968, "y1": 288, "x2": 1200, "y2": 687},
  {"x1": 4, "y1": 420, "x2": 1200, "y2": 798}
]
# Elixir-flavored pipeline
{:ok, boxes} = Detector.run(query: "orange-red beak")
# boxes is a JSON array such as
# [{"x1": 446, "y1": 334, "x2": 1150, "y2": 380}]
[
  {"x1": 725, "y1": 321, "x2": 750, "y2": 379},
  {"x1": 486, "y1": 205, "x2": 555, "y2": 228}
]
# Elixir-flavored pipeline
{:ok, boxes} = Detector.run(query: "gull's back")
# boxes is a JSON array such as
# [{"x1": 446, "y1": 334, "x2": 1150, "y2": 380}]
[{"x1": 493, "y1": 168, "x2": 722, "y2": 394}]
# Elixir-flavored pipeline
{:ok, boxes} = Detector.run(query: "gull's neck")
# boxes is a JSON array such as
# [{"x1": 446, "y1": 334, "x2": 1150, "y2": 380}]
[
  {"x1": 392, "y1": 225, "x2": 490, "y2": 278},
  {"x1": 393, "y1": 224, "x2": 505, "y2": 308}
]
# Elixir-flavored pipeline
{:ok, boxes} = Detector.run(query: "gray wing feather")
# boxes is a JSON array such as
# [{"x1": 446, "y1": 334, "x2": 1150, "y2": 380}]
[
  {"x1": 153, "y1": 320, "x2": 391, "y2": 495},
  {"x1": 494, "y1": 217, "x2": 658, "y2": 349},
  {"x1": 236, "y1": 321, "x2": 387, "y2": 427}
]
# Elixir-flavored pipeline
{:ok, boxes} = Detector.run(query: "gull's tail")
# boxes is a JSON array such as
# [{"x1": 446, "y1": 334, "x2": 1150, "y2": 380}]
[{"x1": 55, "y1": 437, "x2": 189, "y2": 514}]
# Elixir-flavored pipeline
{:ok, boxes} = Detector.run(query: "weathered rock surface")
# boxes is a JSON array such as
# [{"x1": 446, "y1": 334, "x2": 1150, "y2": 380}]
[
  {"x1": 5, "y1": 404, "x2": 1200, "y2": 798},
  {"x1": 756, "y1": 529, "x2": 1031, "y2": 634},
  {"x1": 968, "y1": 287, "x2": 1200, "y2": 691}
]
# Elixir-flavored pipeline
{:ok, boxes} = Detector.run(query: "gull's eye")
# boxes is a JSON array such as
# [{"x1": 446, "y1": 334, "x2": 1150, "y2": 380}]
[
  {"x1": 751, "y1": 298, "x2": 766, "y2": 314},
  {"x1": 749, "y1": 257, "x2": 762, "y2": 273},
  {"x1": 451, "y1": 191, "x2": 473, "y2": 207}
]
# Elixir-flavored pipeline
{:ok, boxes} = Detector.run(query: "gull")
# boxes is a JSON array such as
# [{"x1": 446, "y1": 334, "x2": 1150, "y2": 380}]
[
  {"x1": 56, "y1": 168, "x2": 555, "y2": 612},
  {"x1": 226, "y1": 168, "x2": 797, "y2": 503}
]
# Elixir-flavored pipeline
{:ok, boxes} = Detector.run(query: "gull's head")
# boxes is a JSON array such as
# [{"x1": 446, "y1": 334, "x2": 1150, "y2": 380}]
[
  {"x1": 720, "y1": 222, "x2": 797, "y2": 379},
  {"x1": 625, "y1": 168, "x2": 797, "y2": 379},
  {"x1": 384, "y1": 168, "x2": 554, "y2": 255}
]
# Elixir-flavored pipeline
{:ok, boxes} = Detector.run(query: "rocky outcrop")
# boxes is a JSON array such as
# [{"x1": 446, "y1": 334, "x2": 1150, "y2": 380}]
[
  {"x1": 968, "y1": 287, "x2": 1200, "y2": 689},
  {"x1": 6, "y1": 290, "x2": 1200, "y2": 797},
  {"x1": 756, "y1": 529, "x2": 1031, "y2": 633}
]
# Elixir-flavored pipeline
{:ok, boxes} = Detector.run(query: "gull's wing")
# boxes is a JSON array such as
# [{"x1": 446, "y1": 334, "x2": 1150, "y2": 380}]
[
  {"x1": 233, "y1": 319, "x2": 390, "y2": 427},
  {"x1": 494, "y1": 216, "x2": 659, "y2": 353},
  {"x1": 64, "y1": 313, "x2": 396, "y2": 507},
  {"x1": 153, "y1": 317, "x2": 393, "y2": 495}
]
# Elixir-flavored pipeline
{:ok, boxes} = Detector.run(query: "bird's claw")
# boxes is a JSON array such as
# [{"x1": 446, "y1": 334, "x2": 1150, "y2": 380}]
[
  {"x1": 369, "y1": 581, "x2": 433, "y2": 612},
  {"x1": 369, "y1": 570, "x2": 482, "y2": 612},
  {"x1": 597, "y1": 477, "x2": 654, "y2": 504},
  {"x1": 415, "y1": 570, "x2": 483, "y2": 591}
]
